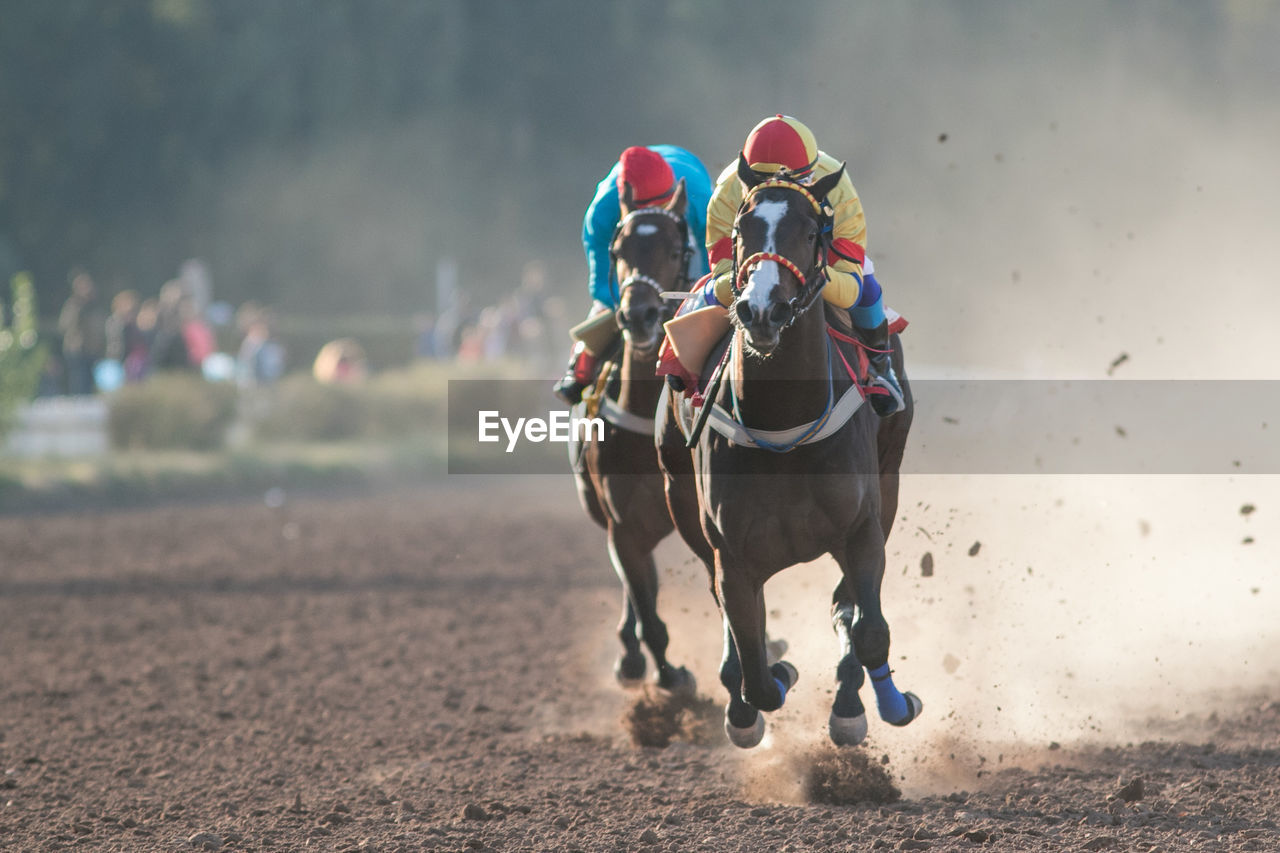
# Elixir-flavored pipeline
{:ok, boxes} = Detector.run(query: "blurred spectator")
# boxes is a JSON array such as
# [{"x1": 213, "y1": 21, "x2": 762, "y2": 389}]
[
  {"x1": 36, "y1": 353, "x2": 65, "y2": 398},
  {"x1": 511, "y1": 261, "x2": 553, "y2": 368},
  {"x1": 478, "y1": 304, "x2": 512, "y2": 361},
  {"x1": 57, "y1": 269, "x2": 106, "y2": 394},
  {"x1": 431, "y1": 292, "x2": 469, "y2": 359},
  {"x1": 179, "y1": 258, "x2": 212, "y2": 316},
  {"x1": 205, "y1": 300, "x2": 236, "y2": 329},
  {"x1": 180, "y1": 294, "x2": 216, "y2": 369},
  {"x1": 456, "y1": 320, "x2": 484, "y2": 362},
  {"x1": 104, "y1": 289, "x2": 150, "y2": 383},
  {"x1": 148, "y1": 280, "x2": 192, "y2": 371},
  {"x1": 412, "y1": 312, "x2": 436, "y2": 360},
  {"x1": 313, "y1": 338, "x2": 367, "y2": 384},
  {"x1": 236, "y1": 304, "x2": 285, "y2": 388},
  {"x1": 134, "y1": 298, "x2": 159, "y2": 376}
]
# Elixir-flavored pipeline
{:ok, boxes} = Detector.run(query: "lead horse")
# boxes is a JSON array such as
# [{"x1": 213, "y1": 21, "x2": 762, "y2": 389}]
[
  {"x1": 571, "y1": 179, "x2": 695, "y2": 695},
  {"x1": 657, "y1": 156, "x2": 921, "y2": 747}
]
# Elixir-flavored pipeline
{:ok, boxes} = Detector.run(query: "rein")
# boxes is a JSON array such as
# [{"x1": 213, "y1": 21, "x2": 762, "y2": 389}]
[{"x1": 728, "y1": 334, "x2": 837, "y2": 452}]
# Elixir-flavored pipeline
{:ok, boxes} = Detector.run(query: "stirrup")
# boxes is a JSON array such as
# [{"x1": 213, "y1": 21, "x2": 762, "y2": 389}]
[
  {"x1": 553, "y1": 375, "x2": 586, "y2": 406},
  {"x1": 867, "y1": 370, "x2": 905, "y2": 417}
]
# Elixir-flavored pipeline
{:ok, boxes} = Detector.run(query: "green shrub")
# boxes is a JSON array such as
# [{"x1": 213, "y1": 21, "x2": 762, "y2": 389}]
[
  {"x1": 252, "y1": 374, "x2": 368, "y2": 441},
  {"x1": 107, "y1": 373, "x2": 238, "y2": 450},
  {"x1": 0, "y1": 272, "x2": 46, "y2": 438},
  {"x1": 360, "y1": 364, "x2": 447, "y2": 437},
  {"x1": 250, "y1": 362, "x2": 459, "y2": 442}
]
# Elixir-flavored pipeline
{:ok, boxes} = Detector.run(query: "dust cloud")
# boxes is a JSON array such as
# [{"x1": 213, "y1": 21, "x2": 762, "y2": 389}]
[{"x1": 645, "y1": 475, "x2": 1277, "y2": 800}]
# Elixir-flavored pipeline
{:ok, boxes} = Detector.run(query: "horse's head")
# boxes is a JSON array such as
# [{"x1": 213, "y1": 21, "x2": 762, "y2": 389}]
[
  {"x1": 731, "y1": 154, "x2": 844, "y2": 356},
  {"x1": 611, "y1": 178, "x2": 688, "y2": 356}
]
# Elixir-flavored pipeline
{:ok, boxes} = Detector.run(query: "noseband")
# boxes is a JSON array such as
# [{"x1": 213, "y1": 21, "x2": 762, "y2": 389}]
[
  {"x1": 618, "y1": 272, "x2": 665, "y2": 298},
  {"x1": 730, "y1": 177, "x2": 833, "y2": 328}
]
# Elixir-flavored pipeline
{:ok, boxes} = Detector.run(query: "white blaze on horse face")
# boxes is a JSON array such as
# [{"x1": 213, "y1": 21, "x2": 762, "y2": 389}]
[
  {"x1": 634, "y1": 223, "x2": 659, "y2": 236},
  {"x1": 743, "y1": 200, "x2": 788, "y2": 316}
]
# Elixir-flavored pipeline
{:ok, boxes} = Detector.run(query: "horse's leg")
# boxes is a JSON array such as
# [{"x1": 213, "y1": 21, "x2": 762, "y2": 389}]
[
  {"x1": 658, "y1": 402, "x2": 780, "y2": 671},
  {"x1": 715, "y1": 553, "x2": 798, "y2": 748},
  {"x1": 829, "y1": 590, "x2": 869, "y2": 746},
  {"x1": 876, "y1": 472, "x2": 901, "y2": 542},
  {"x1": 838, "y1": 515, "x2": 923, "y2": 729},
  {"x1": 575, "y1": 457, "x2": 644, "y2": 685},
  {"x1": 658, "y1": 402, "x2": 719, "y2": 597},
  {"x1": 607, "y1": 528, "x2": 695, "y2": 696},
  {"x1": 613, "y1": 594, "x2": 646, "y2": 686},
  {"x1": 717, "y1": 614, "x2": 762, "y2": 747},
  {"x1": 875, "y1": 333, "x2": 912, "y2": 540}
]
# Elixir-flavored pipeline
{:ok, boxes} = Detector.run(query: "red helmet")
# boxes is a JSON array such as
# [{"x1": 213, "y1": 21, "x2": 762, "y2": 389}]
[
  {"x1": 617, "y1": 146, "x2": 675, "y2": 206},
  {"x1": 743, "y1": 115, "x2": 819, "y2": 177}
]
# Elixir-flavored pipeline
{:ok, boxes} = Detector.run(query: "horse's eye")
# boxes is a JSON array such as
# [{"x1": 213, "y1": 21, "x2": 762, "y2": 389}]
[
  {"x1": 807, "y1": 229, "x2": 817, "y2": 242},
  {"x1": 670, "y1": 249, "x2": 681, "y2": 260}
]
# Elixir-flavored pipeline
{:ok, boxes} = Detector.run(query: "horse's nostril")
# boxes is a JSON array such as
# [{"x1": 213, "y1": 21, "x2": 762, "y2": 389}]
[
  {"x1": 769, "y1": 303, "x2": 791, "y2": 326},
  {"x1": 642, "y1": 307, "x2": 660, "y2": 327},
  {"x1": 735, "y1": 301, "x2": 753, "y2": 326}
]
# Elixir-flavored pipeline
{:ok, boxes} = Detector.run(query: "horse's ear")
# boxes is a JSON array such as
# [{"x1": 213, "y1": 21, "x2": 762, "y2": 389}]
[
  {"x1": 808, "y1": 163, "x2": 846, "y2": 203},
  {"x1": 737, "y1": 152, "x2": 763, "y2": 190},
  {"x1": 620, "y1": 181, "x2": 636, "y2": 214},
  {"x1": 666, "y1": 177, "x2": 688, "y2": 217}
]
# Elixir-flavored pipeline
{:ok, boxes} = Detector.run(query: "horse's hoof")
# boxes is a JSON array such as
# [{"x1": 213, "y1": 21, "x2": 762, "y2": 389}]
[
  {"x1": 765, "y1": 635, "x2": 789, "y2": 664},
  {"x1": 656, "y1": 666, "x2": 697, "y2": 699},
  {"x1": 828, "y1": 711, "x2": 869, "y2": 747},
  {"x1": 887, "y1": 691, "x2": 923, "y2": 727},
  {"x1": 614, "y1": 653, "x2": 646, "y2": 688},
  {"x1": 724, "y1": 707, "x2": 766, "y2": 749},
  {"x1": 771, "y1": 660, "x2": 799, "y2": 689}
]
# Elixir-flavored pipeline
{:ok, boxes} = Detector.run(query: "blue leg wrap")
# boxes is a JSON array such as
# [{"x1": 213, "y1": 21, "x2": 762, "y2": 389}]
[
  {"x1": 850, "y1": 289, "x2": 885, "y2": 330},
  {"x1": 867, "y1": 663, "x2": 909, "y2": 723},
  {"x1": 773, "y1": 677, "x2": 789, "y2": 705}
]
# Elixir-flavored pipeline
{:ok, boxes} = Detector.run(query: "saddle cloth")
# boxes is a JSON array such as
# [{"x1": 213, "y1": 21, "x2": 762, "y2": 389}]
[{"x1": 656, "y1": 288, "x2": 907, "y2": 403}]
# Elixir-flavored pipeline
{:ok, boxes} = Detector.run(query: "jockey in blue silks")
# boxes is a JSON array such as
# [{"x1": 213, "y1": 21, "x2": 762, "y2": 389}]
[{"x1": 554, "y1": 145, "x2": 712, "y2": 405}]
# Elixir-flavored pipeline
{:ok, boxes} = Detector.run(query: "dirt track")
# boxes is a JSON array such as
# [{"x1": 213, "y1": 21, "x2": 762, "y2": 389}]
[{"x1": 2, "y1": 478, "x2": 1278, "y2": 852}]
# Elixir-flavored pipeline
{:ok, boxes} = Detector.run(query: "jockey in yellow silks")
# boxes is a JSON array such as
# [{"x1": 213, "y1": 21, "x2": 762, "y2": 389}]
[{"x1": 701, "y1": 115, "x2": 904, "y2": 417}]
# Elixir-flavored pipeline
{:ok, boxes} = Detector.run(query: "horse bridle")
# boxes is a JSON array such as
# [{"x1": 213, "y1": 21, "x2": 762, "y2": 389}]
[
  {"x1": 730, "y1": 176, "x2": 834, "y2": 328},
  {"x1": 609, "y1": 206, "x2": 693, "y2": 303}
]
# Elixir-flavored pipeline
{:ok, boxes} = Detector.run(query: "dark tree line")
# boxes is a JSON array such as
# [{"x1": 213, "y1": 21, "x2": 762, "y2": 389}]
[
  {"x1": 0, "y1": 0, "x2": 812, "y2": 316},
  {"x1": 0, "y1": 1, "x2": 1270, "y2": 317}
]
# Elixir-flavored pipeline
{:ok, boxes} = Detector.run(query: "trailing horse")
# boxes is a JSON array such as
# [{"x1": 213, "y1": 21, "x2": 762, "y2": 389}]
[
  {"x1": 657, "y1": 156, "x2": 920, "y2": 748},
  {"x1": 570, "y1": 179, "x2": 696, "y2": 696}
]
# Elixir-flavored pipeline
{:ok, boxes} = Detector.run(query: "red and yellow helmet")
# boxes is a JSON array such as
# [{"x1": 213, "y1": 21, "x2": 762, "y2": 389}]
[
  {"x1": 617, "y1": 146, "x2": 675, "y2": 206},
  {"x1": 742, "y1": 115, "x2": 819, "y2": 178}
]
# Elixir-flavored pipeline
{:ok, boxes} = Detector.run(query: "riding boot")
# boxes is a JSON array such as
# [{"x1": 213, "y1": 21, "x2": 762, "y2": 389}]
[
  {"x1": 857, "y1": 319, "x2": 905, "y2": 417},
  {"x1": 553, "y1": 341, "x2": 598, "y2": 405}
]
